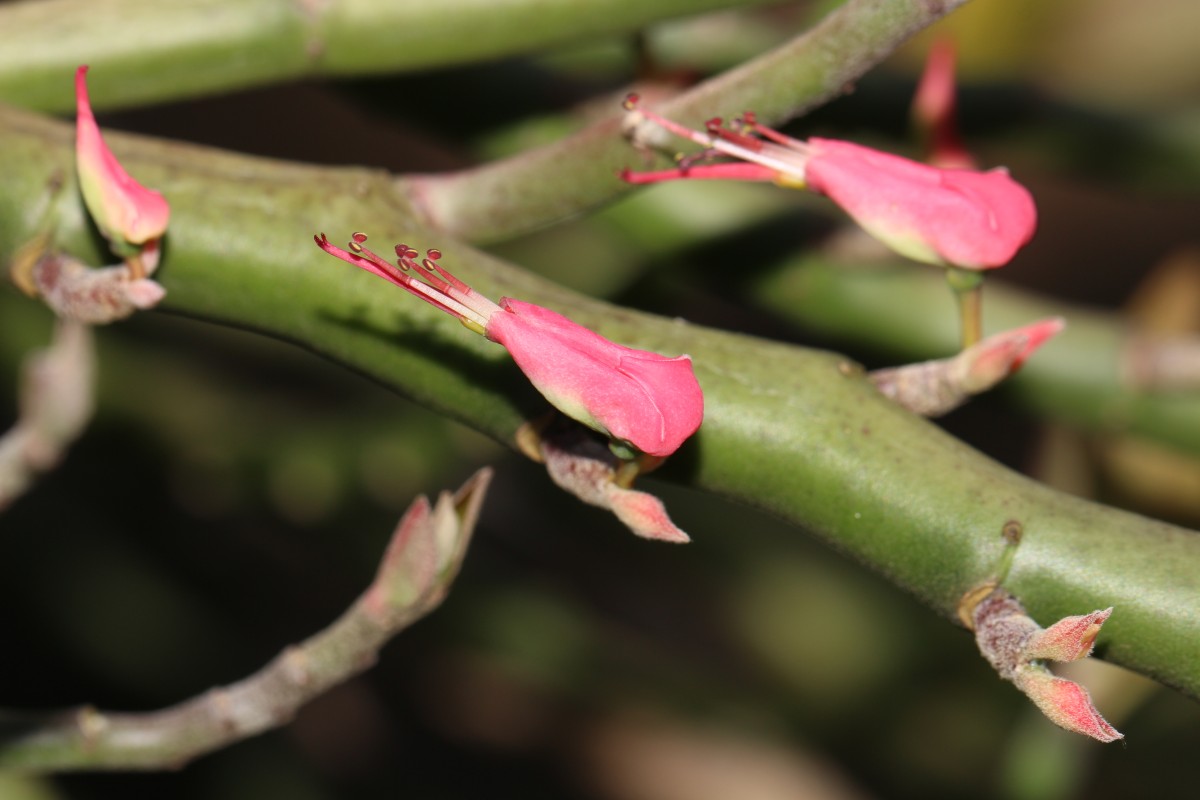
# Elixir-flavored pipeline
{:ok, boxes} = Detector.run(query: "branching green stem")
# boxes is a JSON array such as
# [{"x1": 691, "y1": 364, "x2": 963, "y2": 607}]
[
  {"x1": 750, "y1": 255, "x2": 1200, "y2": 457},
  {"x1": 1, "y1": 105, "x2": 1198, "y2": 702},
  {"x1": 408, "y1": 0, "x2": 974, "y2": 242}
]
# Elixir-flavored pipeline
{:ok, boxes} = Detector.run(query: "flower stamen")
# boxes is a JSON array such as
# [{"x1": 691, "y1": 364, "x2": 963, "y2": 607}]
[{"x1": 315, "y1": 232, "x2": 497, "y2": 334}]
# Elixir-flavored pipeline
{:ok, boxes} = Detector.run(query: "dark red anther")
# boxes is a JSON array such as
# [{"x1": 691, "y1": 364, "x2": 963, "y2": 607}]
[
  {"x1": 426, "y1": 248, "x2": 442, "y2": 260},
  {"x1": 704, "y1": 117, "x2": 724, "y2": 133},
  {"x1": 352, "y1": 232, "x2": 368, "y2": 243},
  {"x1": 622, "y1": 93, "x2": 640, "y2": 111}
]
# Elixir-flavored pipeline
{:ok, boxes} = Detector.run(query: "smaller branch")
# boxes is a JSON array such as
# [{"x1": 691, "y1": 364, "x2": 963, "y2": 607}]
[
  {"x1": 409, "y1": 0, "x2": 970, "y2": 243},
  {"x1": 0, "y1": 317, "x2": 94, "y2": 511},
  {"x1": 0, "y1": 468, "x2": 492, "y2": 771}
]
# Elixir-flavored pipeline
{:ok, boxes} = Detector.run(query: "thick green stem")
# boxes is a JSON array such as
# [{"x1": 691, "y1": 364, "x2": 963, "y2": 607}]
[
  {"x1": 2, "y1": 106, "x2": 1198, "y2": 700},
  {"x1": 0, "y1": 0, "x2": 784, "y2": 113}
]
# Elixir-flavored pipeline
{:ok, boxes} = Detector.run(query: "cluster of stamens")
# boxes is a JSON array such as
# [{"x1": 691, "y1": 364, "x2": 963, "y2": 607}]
[
  {"x1": 315, "y1": 232, "x2": 501, "y2": 333},
  {"x1": 621, "y1": 93, "x2": 811, "y2": 186}
]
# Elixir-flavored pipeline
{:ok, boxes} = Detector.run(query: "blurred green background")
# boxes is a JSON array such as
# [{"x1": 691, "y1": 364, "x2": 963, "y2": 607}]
[{"x1": 2, "y1": 0, "x2": 1199, "y2": 797}]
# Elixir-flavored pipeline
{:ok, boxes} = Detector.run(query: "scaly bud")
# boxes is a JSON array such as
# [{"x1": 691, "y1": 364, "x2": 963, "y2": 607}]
[{"x1": 970, "y1": 588, "x2": 1122, "y2": 743}]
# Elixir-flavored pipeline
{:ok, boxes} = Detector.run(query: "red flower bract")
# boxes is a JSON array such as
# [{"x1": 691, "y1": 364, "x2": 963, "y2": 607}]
[
  {"x1": 487, "y1": 299, "x2": 703, "y2": 457},
  {"x1": 75, "y1": 65, "x2": 170, "y2": 252},
  {"x1": 804, "y1": 138, "x2": 1037, "y2": 269},
  {"x1": 314, "y1": 234, "x2": 704, "y2": 458},
  {"x1": 622, "y1": 96, "x2": 1037, "y2": 270}
]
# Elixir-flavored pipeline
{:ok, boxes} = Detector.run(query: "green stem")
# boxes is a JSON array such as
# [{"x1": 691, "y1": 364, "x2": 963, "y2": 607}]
[
  {"x1": 0, "y1": 0, "x2": 785, "y2": 113},
  {"x1": 410, "y1": 0, "x2": 972, "y2": 243},
  {"x1": 946, "y1": 266, "x2": 984, "y2": 348},
  {"x1": 1, "y1": 105, "x2": 1198, "y2": 700},
  {"x1": 750, "y1": 255, "x2": 1200, "y2": 457}
]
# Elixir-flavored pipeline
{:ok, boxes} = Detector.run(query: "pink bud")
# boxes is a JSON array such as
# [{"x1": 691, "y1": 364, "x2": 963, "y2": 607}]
[
  {"x1": 75, "y1": 66, "x2": 170, "y2": 251},
  {"x1": 870, "y1": 317, "x2": 1064, "y2": 416},
  {"x1": 1024, "y1": 607, "x2": 1113, "y2": 663},
  {"x1": 804, "y1": 138, "x2": 1036, "y2": 269},
  {"x1": 912, "y1": 39, "x2": 974, "y2": 170},
  {"x1": 487, "y1": 300, "x2": 703, "y2": 458},
  {"x1": 960, "y1": 317, "x2": 1065, "y2": 393},
  {"x1": 603, "y1": 481, "x2": 690, "y2": 543},
  {"x1": 362, "y1": 468, "x2": 491, "y2": 617},
  {"x1": 1014, "y1": 668, "x2": 1124, "y2": 743},
  {"x1": 971, "y1": 589, "x2": 1122, "y2": 743}
]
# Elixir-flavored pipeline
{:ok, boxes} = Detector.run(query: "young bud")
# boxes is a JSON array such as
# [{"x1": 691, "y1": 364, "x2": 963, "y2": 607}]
[
  {"x1": 75, "y1": 66, "x2": 170, "y2": 257},
  {"x1": 970, "y1": 588, "x2": 1122, "y2": 743}
]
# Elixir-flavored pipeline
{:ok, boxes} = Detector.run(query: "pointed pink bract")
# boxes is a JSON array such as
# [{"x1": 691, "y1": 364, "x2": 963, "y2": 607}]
[
  {"x1": 487, "y1": 299, "x2": 703, "y2": 458},
  {"x1": 804, "y1": 138, "x2": 1036, "y2": 269},
  {"x1": 1024, "y1": 607, "x2": 1113, "y2": 662},
  {"x1": 961, "y1": 317, "x2": 1065, "y2": 392},
  {"x1": 75, "y1": 65, "x2": 170, "y2": 248},
  {"x1": 604, "y1": 483, "x2": 691, "y2": 543},
  {"x1": 1015, "y1": 668, "x2": 1124, "y2": 743}
]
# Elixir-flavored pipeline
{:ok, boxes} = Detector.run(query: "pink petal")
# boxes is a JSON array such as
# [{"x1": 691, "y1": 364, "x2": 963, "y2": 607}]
[
  {"x1": 75, "y1": 66, "x2": 170, "y2": 248},
  {"x1": 960, "y1": 317, "x2": 1065, "y2": 392},
  {"x1": 1024, "y1": 607, "x2": 1113, "y2": 663},
  {"x1": 804, "y1": 138, "x2": 1036, "y2": 269},
  {"x1": 604, "y1": 483, "x2": 691, "y2": 543},
  {"x1": 1015, "y1": 667, "x2": 1123, "y2": 743},
  {"x1": 487, "y1": 299, "x2": 703, "y2": 457}
]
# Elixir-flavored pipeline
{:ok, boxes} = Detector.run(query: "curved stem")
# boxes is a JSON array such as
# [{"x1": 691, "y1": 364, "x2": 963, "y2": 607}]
[
  {"x1": 0, "y1": 469, "x2": 490, "y2": 771},
  {"x1": 0, "y1": 0, "x2": 784, "y2": 113},
  {"x1": 1, "y1": 106, "x2": 1197, "y2": 701},
  {"x1": 409, "y1": 0, "x2": 973, "y2": 242}
]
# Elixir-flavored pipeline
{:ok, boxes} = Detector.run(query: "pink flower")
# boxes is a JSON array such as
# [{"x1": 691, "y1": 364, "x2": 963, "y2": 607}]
[
  {"x1": 75, "y1": 65, "x2": 170, "y2": 258},
  {"x1": 622, "y1": 96, "x2": 1036, "y2": 270},
  {"x1": 958, "y1": 317, "x2": 1064, "y2": 391},
  {"x1": 315, "y1": 233, "x2": 704, "y2": 458},
  {"x1": 972, "y1": 588, "x2": 1122, "y2": 743}
]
